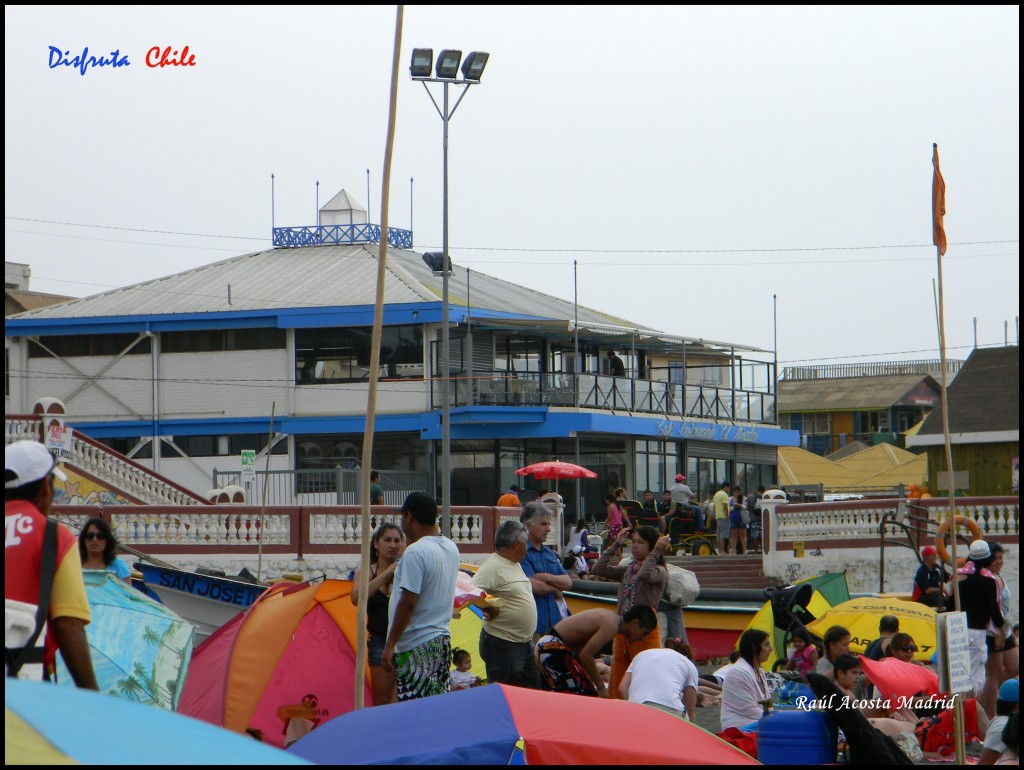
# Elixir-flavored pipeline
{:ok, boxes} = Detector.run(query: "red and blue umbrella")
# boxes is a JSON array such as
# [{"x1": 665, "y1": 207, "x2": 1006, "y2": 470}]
[
  {"x1": 288, "y1": 683, "x2": 757, "y2": 765},
  {"x1": 5, "y1": 679, "x2": 309, "y2": 765}
]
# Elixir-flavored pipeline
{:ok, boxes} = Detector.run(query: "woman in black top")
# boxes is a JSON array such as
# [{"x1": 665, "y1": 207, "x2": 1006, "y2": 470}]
[
  {"x1": 351, "y1": 522, "x2": 404, "y2": 706},
  {"x1": 948, "y1": 539, "x2": 1004, "y2": 698}
]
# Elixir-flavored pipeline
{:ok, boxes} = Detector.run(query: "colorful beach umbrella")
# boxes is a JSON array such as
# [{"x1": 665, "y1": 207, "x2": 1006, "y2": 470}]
[
  {"x1": 806, "y1": 596, "x2": 937, "y2": 661},
  {"x1": 56, "y1": 569, "x2": 194, "y2": 710},
  {"x1": 5, "y1": 679, "x2": 310, "y2": 765},
  {"x1": 743, "y1": 572, "x2": 850, "y2": 669},
  {"x1": 287, "y1": 683, "x2": 759, "y2": 765},
  {"x1": 515, "y1": 461, "x2": 598, "y2": 481}
]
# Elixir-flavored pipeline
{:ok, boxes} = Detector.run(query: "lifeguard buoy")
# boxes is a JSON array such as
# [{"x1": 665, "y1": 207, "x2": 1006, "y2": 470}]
[{"x1": 935, "y1": 515, "x2": 982, "y2": 566}]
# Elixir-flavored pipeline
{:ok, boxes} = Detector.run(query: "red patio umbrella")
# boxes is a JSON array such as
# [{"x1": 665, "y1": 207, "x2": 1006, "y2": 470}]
[{"x1": 515, "y1": 461, "x2": 598, "y2": 481}]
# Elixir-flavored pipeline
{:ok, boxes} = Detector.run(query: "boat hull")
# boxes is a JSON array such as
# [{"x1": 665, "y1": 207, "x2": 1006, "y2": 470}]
[
  {"x1": 563, "y1": 588, "x2": 759, "y2": 660},
  {"x1": 138, "y1": 565, "x2": 266, "y2": 644}
]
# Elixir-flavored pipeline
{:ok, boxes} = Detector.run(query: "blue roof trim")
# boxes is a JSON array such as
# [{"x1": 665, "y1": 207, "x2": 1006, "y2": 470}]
[
  {"x1": 6, "y1": 303, "x2": 565, "y2": 337},
  {"x1": 68, "y1": 408, "x2": 799, "y2": 446}
]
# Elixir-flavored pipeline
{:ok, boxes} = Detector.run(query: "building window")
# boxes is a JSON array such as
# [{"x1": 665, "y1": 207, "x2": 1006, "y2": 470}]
[
  {"x1": 162, "y1": 328, "x2": 285, "y2": 353},
  {"x1": 28, "y1": 334, "x2": 152, "y2": 358},
  {"x1": 296, "y1": 326, "x2": 423, "y2": 383},
  {"x1": 163, "y1": 434, "x2": 287, "y2": 457}
]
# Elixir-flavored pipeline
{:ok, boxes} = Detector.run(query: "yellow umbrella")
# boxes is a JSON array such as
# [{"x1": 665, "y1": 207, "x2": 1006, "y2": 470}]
[{"x1": 806, "y1": 597, "x2": 937, "y2": 661}]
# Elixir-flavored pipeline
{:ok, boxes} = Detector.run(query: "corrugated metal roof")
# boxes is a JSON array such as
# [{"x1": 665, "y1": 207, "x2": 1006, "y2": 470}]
[
  {"x1": 849, "y1": 455, "x2": 927, "y2": 489},
  {"x1": 777, "y1": 447, "x2": 862, "y2": 488},
  {"x1": 834, "y1": 443, "x2": 918, "y2": 476},
  {"x1": 7, "y1": 245, "x2": 763, "y2": 353},
  {"x1": 916, "y1": 346, "x2": 1019, "y2": 435},
  {"x1": 777, "y1": 375, "x2": 939, "y2": 413}
]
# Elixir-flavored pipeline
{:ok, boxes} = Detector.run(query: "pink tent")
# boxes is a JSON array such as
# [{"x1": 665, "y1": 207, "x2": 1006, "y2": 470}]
[{"x1": 178, "y1": 580, "x2": 371, "y2": 749}]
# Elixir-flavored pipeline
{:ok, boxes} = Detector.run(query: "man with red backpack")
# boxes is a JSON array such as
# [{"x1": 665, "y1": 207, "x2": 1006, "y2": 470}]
[{"x1": 5, "y1": 440, "x2": 97, "y2": 689}]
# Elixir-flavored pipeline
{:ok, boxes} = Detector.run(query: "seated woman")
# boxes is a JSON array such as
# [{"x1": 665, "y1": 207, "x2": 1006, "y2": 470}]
[
  {"x1": 883, "y1": 632, "x2": 921, "y2": 664},
  {"x1": 815, "y1": 625, "x2": 852, "y2": 681},
  {"x1": 721, "y1": 629, "x2": 773, "y2": 731}
]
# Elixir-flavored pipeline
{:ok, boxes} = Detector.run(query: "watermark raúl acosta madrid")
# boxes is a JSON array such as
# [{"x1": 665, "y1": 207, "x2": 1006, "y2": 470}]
[
  {"x1": 794, "y1": 694, "x2": 956, "y2": 712},
  {"x1": 48, "y1": 46, "x2": 196, "y2": 76}
]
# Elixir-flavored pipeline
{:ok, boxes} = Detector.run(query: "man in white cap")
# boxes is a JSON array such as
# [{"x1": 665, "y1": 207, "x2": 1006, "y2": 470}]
[{"x1": 5, "y1": 440, "x2": 98, "y2": 689}]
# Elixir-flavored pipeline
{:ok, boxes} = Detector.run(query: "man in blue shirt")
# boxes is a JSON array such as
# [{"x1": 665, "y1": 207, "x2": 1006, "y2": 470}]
[{"x1": 519, "y1": 502, "x2": 572, "y2": 640}]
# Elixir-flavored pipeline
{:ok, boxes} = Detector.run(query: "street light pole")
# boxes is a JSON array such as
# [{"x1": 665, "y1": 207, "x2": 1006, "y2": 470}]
[
  {"x1": 412, "y1": 48, "x2": 489, "y2": 541},
  {"x1": 441, "y1": 78, "x2": 452, "y2": 540}
]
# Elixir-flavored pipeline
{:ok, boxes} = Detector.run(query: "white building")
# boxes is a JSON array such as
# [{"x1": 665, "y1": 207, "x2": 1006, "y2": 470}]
[{"x1": 6, "y1": 196, "x2": 797, "y2": 517}]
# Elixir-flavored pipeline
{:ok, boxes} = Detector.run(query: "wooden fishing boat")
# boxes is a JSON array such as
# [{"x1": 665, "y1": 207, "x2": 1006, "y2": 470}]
[
  {"x1": 135, "y1": 564, "x2": 267, "y2": 644},
  {"x1": 563, "y1": 579, "x2": 765, "y2": 659}
]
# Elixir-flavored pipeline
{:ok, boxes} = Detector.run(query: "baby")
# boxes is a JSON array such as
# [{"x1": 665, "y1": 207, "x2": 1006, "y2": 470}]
[{"x1": 450, "y1": 648, "x2": 481, "y2": 690}]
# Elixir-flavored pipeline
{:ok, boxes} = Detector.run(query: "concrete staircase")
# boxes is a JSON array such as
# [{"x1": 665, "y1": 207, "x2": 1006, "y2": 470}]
[
  {"x1": 667, "y1": 553, "x2": 781, "y2": 590},
  {"x1": 6, "y1": 415, "x2": 207, "y2": 506}
]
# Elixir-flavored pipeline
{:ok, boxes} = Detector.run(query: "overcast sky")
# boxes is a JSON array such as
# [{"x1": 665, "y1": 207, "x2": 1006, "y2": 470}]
[{"x1": 5, "y1": 5, "x2": 1019, "y2": 368}]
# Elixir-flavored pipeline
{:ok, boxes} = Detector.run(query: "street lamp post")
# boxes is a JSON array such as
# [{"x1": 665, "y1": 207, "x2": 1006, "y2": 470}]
[{"x1": 412, "y1": 48, "x2": 489, "y2": 540}]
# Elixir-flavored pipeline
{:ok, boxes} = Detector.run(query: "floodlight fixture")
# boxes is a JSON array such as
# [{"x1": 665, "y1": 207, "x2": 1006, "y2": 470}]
[
  {"x1": 461, "y1": 51, "x2": 489, "y2": 82},
  {"x1": 435, "y1": 49, "x2": 462, "y2": 79},
  {"x1": 410, "y1": 48, "x2": 433, "y2": 78},
  {"x1": 422, "y1": 251, "x2": 452, "y2": 275}
]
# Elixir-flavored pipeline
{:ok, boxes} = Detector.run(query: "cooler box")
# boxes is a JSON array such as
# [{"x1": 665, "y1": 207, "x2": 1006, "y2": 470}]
[
  {"x1": 5, "y1": 599, "x2": 45, "y2": 680},
  {"x1": 757, "y1": 709, "x2": 837, "y2": 765}
]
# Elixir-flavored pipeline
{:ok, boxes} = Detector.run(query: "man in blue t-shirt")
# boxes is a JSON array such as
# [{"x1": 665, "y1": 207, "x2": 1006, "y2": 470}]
[
  {"x1": 382, "y1": 492, "x2": 460, "y2": 700},
  {"x1": 519, "y1": 502, "x2": 572, "y2": 640}
]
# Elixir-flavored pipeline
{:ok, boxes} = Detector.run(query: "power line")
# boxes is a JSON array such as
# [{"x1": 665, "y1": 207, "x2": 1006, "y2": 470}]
[
  {"x1": 6, "y1": 215, "x2": 1016, "y2": 254},
  {"x1": 5, "y1": 217, "x2": 264, "y2": 241}
]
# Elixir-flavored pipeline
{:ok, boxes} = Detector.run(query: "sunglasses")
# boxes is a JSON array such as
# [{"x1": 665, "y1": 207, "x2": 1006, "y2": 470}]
[
  {"x1": 898, "y1": 645, "x2": 918, "y2": 652},
  {"x1": 84, "y1": 532, "x2": 107, "y2": 541}
]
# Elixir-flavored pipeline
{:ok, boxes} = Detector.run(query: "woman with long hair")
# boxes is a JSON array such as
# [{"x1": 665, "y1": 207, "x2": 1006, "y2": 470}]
[
  {"x1": 950, "y1": 540, "x2": 1005, "y2": 700},
  {"x1": 603, "y1": 493, "x2": 631, "y2": 543},
  {"x1": 78, "y1": 517, "x2": 130, "y2": 584},
  {"x1": 815, "y1": 624, "x2": 852, "y2": 680},
  {"x1": 351, "y1": 522, "x2": 405, "y2": 706},
  {"x1": 982, "y1": 542, "x2": 1018, "y2": 718},
  {"x1": 721, "y1": 628, "x2": 773, "y2": 730},
  {"x1": 592, "y1": 524, "x2": 669, "y2": 699}
]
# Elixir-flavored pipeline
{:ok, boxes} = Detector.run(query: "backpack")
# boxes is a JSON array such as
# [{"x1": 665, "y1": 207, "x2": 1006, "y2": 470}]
[
  {"x1": 663, "y1": 564, "x2": 700, "y2": 608},
  {"x1": 5, "y1": 519, "x2": 58, "y2": 680}
]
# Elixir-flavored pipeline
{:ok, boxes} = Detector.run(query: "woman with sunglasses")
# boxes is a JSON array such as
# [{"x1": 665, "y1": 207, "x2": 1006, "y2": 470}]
[
  {"x1": 78, "y1": 517, "x2": 131, "y2": 584},
  {"x1": 883, "y1": 632, "x2": 921, "y2": 664}
]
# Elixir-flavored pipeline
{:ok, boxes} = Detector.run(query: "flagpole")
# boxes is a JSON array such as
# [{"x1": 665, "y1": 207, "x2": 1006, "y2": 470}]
[{"x1": 932, "y1": 142, "x2": 966, "y2": 767}]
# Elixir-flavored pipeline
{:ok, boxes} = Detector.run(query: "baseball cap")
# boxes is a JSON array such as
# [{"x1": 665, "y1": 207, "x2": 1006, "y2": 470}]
[
  {"x1": 998, "y1": 678, "x2": 1018, "y2": 704},
  {"x1": 4, "y1": 440, "x2": 67, "y2": 489},
  {"x1": 675, "y1": 474, "x2": 686, "y2": 482},
  {"x1": 968, "y1": 540, "x2": 991, "y2": 560},
  {"x1": 921, "y1": 546, "x2": 937, "y2": 558}
]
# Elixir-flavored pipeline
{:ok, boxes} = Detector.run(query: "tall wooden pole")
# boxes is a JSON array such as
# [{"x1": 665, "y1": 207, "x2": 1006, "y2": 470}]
[{"x1": 355, "y1": 4, "x2": 403, "y2": 710}]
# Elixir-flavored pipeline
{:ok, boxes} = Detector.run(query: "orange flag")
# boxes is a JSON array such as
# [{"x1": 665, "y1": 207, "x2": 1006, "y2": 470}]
[{"x1": 932, "y1": 143, "x2": 947, "y2": 255}]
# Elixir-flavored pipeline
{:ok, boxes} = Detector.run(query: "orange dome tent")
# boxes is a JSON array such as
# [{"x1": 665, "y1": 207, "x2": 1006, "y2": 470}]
[{"x1": 178, "y1": 579, "x2": 371, "y2": 749}]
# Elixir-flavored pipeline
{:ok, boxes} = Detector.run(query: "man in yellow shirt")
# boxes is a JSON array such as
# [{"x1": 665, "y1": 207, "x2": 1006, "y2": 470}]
[
  {"x1": 473, "y1": 519, "x2": 540, "y2": 687},
  {"x1": 712, "y1": 482, "x2": 732, "y2": 555}
]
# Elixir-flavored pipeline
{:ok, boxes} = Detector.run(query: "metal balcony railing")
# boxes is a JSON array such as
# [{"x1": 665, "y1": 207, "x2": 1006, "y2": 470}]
[
  {"x1": 436, "y1": 371, "x2": 777, "y2": 424},
  {"x1": 272, "y1": 224, "x2": 413, "y2": 249}
]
